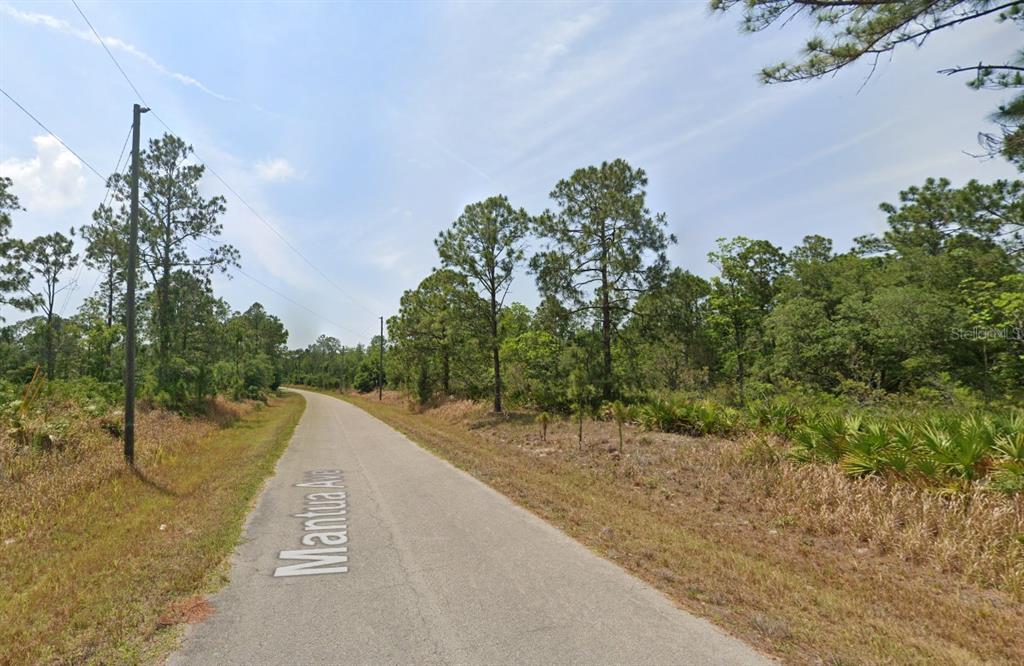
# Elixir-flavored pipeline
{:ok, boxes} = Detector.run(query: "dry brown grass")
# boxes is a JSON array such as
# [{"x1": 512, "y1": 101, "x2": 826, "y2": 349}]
[
  {"x1": 0, "y1": 393, "x2": 302, "y2": 665},
  {"x1": 335, "y1": 389, "x2": 1024, "y2": 665},
  {"x1": 155, "y1": 597, "x2": 215, "y2": 628},
  {"x1": 426, "y1": 397, "x2": 486, "y2": 422},
  {"x1": 727, "y1": 446, "x2": 1024, "y2": 596},
  {"x1": 0, "y1": 399, "x2": 256, "y2": 541},
  {"x1": 202, "y1": 395, "x2": 250, "y2": 426}
]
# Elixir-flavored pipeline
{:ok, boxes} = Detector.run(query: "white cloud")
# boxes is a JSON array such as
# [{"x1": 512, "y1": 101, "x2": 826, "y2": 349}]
[
  {"x1": 362, "y1": 238, "x2": 417, "y2": 280},
  {"x1": 472, "y1": 5, "x2": 720, "y2": 177},
  {"x1": 0, "y1": 135, "x2": 86, "y2": 210},
  {"x1": 254, "y1": 157, "x2": 298, "y2": 182},
  {"x1": 1, "y1": 3, "x2": 231, "y2": 101},
  {"x1": 366, "y1": 245, "x2": 408, "y2": 271},
  {"x1": 192, "y1": 146, "x2": 313, "y2": 289},
  {"x1": 513, "y1": 8, "x2": 608, "y2": 81}
]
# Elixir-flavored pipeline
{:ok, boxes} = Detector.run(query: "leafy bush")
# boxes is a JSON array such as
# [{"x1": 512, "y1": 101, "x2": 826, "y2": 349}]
[
  {"x1": 746, "y1": 395, "x2": 807, "y2": 436},
  {"x1": 354, "y1": 359, "x2": 379, "y2": 393},
  {"x1": 636, "y1": 397, "x2": 680, "y2": 433},
  {"x1": 43, "y1": 377, "x2": 121, "y2": 410},
  {"x1": 787, "y1": 408, "x2": 1024, "y2": 491},
  {"x1": 627, "y1": 388, "x2": 1024, "y2": 494},
  {"x1": 0, "y1": 376, "x2": 101, "y2": 454},
  {"x1": 635, "y1": 395, "x2": 741, "y2": 437},
  {"x1": 989, "y1": 462, "x2": 1024, "y2": 494}
]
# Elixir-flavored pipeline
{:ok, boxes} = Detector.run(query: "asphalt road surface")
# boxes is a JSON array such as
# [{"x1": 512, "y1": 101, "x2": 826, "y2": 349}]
[{"x1": 169, "y1": 388, "x2": 769, "y2": 665}]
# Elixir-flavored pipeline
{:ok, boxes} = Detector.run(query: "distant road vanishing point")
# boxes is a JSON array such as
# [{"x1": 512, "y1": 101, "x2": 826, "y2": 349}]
[{"x1": 168, "y1": 388, "x2": 769, "y2": 665}]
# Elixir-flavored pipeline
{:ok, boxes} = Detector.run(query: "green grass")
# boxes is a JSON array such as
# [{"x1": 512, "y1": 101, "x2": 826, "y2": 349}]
[{"x1": 0, "y1": 393, "x2": 305, "y2": 665}]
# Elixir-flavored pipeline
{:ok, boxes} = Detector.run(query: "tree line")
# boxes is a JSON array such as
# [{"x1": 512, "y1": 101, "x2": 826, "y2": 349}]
[
  {"x1": 284, "y1": 0, "x2": 1024, "y2": 413},
  {"x1": 281, "y1": 335, "x2": 382, "y2": 393},
  {"x1": 0, "y1": 134, "x2": 288, "y2": 409},
  {"x1": 284, "y1": 161, "x2": 1024, "y2": 414}
]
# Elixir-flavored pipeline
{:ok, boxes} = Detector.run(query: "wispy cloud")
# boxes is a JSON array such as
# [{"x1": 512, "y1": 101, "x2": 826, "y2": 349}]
[
  {"x1": 429, "y1": 136, "x2": 492, "y2": 182},
  {"x1": 684, "y1": 119, "x2": 900, "y2": 213},
  {"x1": 231, "y1": 213, "x2": 318, "y2": 291},
  {"x1": 490, "y1": 5, "x2": 718, "y2": 175},
  {"x1": 512, "y1": 8, "x2": 608, "y2": 81},
  {"x1": 367, "y1": 246, "x2": 408, "y2": 271},
  {"x1": 1, "y1": 3, "x2": 232, "y2": 101},
  {"x1": 362, "y1": 237, "x2": 417, "y2": 281},
  {"x1": 632, "y1": 95, "x2": 788, "y2": 166},
  {"x1": 254, "y1": 157, "x2": 298, "y2": 182}
]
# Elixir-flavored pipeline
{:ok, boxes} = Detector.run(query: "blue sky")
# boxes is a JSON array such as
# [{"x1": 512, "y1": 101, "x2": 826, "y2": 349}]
[{"x1": 1, "y1": 1, "x2": 1020, "y2": 347}]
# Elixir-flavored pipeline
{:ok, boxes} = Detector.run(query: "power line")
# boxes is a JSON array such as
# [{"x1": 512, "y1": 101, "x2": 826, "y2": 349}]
[
  {"x1": 0, "y1": 86, "x2": 107, "y2": 181},
  {"x1": 190, "y1": 238, "x2": 375, "y2": 342},
  {"x1": 68, "y1": 1, "x2": 381, "y2": 319},
  {"x1": 101, "y1": 124, "x2": 133, "y2": 208},
  {"x1": 2, "y1": 83, "x2": 373, "y2": 344},
  {"x1": 236, "y1": 267, "x2": 376, "y2": 343},
  {"x1": 0, "y1": 82, "x2": 373, "y2": 365},
  {"x1": 0, "y1": 88, "x2": 132, "y2": 323},
  {"x1": 71, "y1": 0, "x2": 148, "y2": 106},
  {"x1": 58, "y1": 129, "x2": 134, "y2": 323},
  {"x1": 57, "y1": 264, "x2": 85, "y2": 321},
  {"x1": 175, "y1": 134, "x2": 379, "y2": 318},
  {"x1": 1, "y1": 87, "x2": 159, "y2": 222}
]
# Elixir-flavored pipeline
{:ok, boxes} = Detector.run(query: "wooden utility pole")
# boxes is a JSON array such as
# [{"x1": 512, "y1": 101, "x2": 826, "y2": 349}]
[
  {"x1": 124, "y1": 103, "x2": 147, "y2": 465},
  {"x1": 378, "y1": 316, "x2": 384, "y2": 401}
]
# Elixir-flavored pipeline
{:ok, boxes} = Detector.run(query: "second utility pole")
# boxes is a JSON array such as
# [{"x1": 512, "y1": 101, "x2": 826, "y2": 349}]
[
  {"x1": 124, "y1": 102, "x2": 148, "y2": 465},
  {"x1": 378, "y1": 316, "x2": 383, "y2": 400}
]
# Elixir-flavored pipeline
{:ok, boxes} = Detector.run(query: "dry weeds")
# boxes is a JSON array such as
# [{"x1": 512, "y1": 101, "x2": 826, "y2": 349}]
[
  {"x1": 0, "y1": 399, "x2": 256, "y2": 542},
  {"x1": 0, "y1": 394, "x2": 299, "y2": 665},
  {"x1": 155, "y1": 596, "x2": 215, "y2": 628},
  {"x1": 339, "y1": 389, "x2": 1024, "y2": 665}
]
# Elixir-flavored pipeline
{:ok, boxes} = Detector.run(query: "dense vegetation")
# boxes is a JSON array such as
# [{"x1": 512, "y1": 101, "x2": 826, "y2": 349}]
[
  {"x1": 3, "y1": 0, "x2": 1021, "y2": 497},
  {"x1": 289, "y1": 163, "x2": 1024, "y2": 493},
  {"x1": 284, "y1": 1, "x2": 1024, "y2": 496},
  {"x1": 0, "y1": 134, "x2": 289, "y2": 416},
  {"x1": 282, "y1": 336, "x2": 383, "y2": 394}
]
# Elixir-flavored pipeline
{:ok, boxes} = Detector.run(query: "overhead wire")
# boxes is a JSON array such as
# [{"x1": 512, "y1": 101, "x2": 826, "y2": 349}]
[
  {"x1": 68, "y1": 0, "x2": 380, "y2": 319},
  {"x1": 1, "y1": 90, "x2": 370, "y2": 356},
  {"x1": 0, "y1": 87, "x2": 130, "y2": 323},
  {"x1": 101, "y1": 123, "x2": 133, "y2": 208},
  {"x1": 71, "y1": 0, "x2": 148, "y2": 105},
  {"x1": 58, "y1": 123, "x2": 134, "y2": 320},
  {"x1": 191, "y1": 236, "x2": 376, "y2": 342},
  {"x1": 1, "y1": 86, "x2": 108, "y2": 182},
  {"x1": 4, "y1": 10, "x2": 380, "y2": 345}
]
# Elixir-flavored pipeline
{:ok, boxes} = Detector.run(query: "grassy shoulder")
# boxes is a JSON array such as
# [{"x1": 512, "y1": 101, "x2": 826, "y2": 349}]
[
  {"x1": 327, "y1": 388, "x2": 1024, "y2": 665},
  {"x1": 0, "y1": 392, "x2": 305, "y2": 665}
]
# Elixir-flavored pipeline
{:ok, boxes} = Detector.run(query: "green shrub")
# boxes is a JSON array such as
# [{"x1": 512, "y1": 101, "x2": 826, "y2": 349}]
[
  {"x1": 989, "y1": 462, "x2": 1024, "y2": 494},
  {"x1": 635, "y1": 395, "x2": 741, "y2": 437},
  {"x1": 630, "y1": 391, "x2": 1024, "y2": 493},
  {"x1": 636, "y1": 397, "x2": 678, "y2": 433},
  {"x1": 747, "y1": 395, "x2": 806, "y2": 436}
]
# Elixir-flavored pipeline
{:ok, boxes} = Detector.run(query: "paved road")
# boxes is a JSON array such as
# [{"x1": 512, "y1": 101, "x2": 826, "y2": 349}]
[{"x1": 169, "y1": 388, "x2": 769, "y2": 665}]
